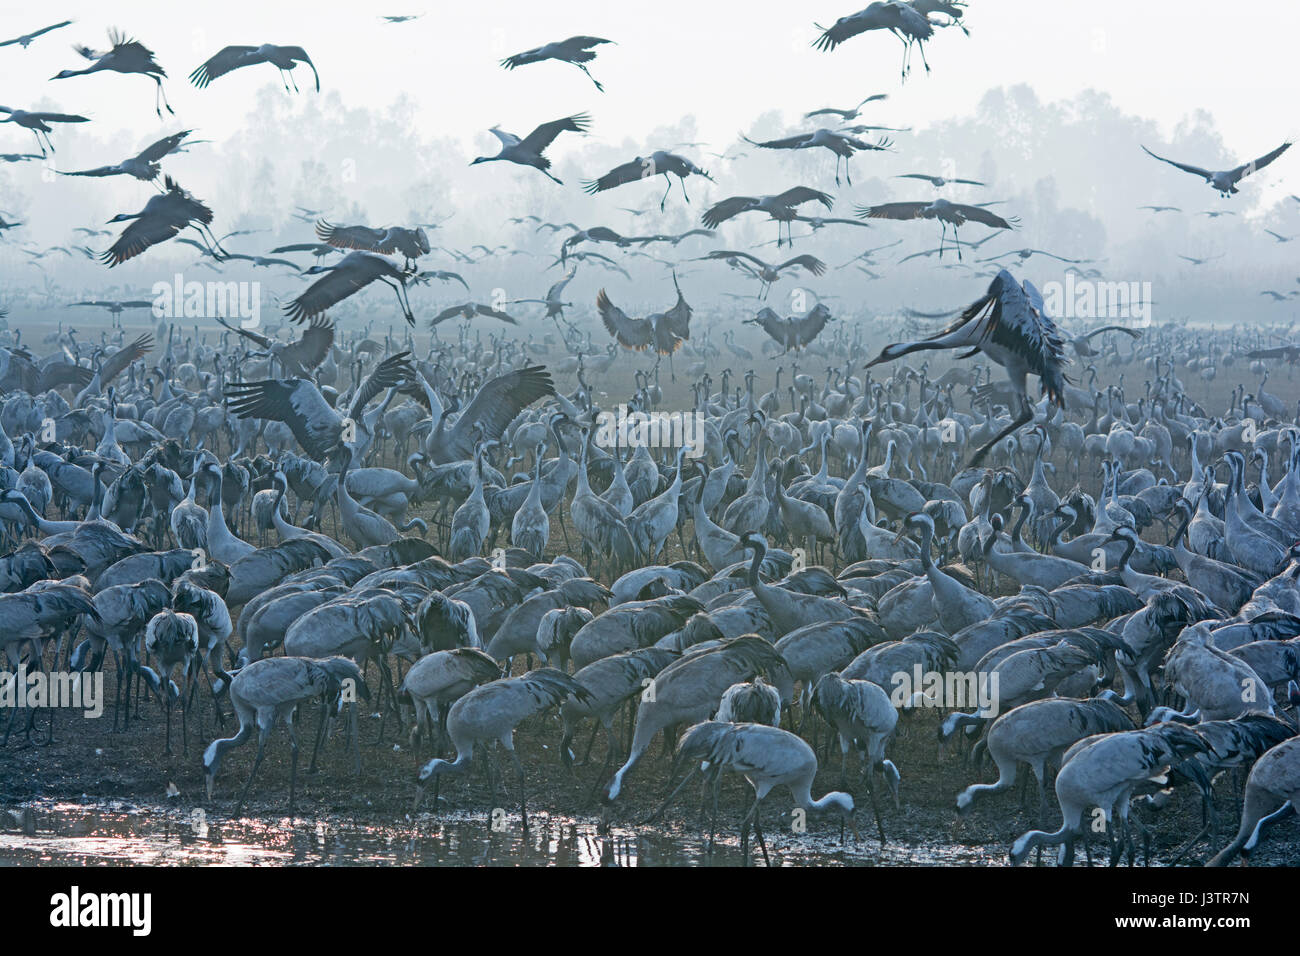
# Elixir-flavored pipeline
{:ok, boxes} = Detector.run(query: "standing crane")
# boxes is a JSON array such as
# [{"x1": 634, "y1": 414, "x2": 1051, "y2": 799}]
[
  {"x1": 203, "y1": 656, "x2": 368, "y2": 812},
  {"x1": 413, "y1": 668, "x2": 589, "y2": 829},
  {"x1": 675, "y1": 721, "x2": 859, "y2": 865}
]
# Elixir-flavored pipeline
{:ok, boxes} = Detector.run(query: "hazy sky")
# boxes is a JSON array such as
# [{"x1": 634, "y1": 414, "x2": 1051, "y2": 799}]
[
  {"x1": 2, "y1": 1, "x2": 1295, "y2": 156},
  {"x1": 2, "y1": 1, "x2": 1298, "y2": 321}
]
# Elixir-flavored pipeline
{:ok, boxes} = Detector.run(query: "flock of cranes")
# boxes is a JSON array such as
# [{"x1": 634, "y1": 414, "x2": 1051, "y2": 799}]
[{"x1": 0, "y1": 5, "x2": 1299, "y2": 869}]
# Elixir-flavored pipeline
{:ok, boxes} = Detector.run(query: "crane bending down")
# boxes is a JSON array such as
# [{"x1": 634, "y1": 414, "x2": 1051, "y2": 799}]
[
  {"x1": 675, "y1": 721, "x2": 859, "y2": 865},
  {"x1": 865, "y1": 269, "x2": 1069, "y2": 466},
  {"x1": 413, "y1": 668, "x2": 590, "y2": 829},
  {"x1": 203, "y1": 656, "x2": 368, "y2": 812}
]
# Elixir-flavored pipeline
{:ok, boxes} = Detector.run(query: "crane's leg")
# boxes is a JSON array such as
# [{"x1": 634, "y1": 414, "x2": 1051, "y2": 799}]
[
  {"x1": 738, "y1": 792, "x2": 763, "y2": 866},
  {"x1": 308, "y1": 698, "x2": 328, "y2": 773},
  {"x1": 753, "y1": 800, "x2": 770, "y2": 867},
  {"x1": 970, "y1": 393, "x2": 1033, "y2": 467},
  {"x1": 660, "y1": 175, "x2": 672, "y2": 212},
  {"x1": 234, "y1": 721, "x2": 272, "y2": 814},
  {"x1": 287, "y1": 707, "x2": 300, "y2": 812},
  {"x1": 916, "y1": 40, "x2": 932, "y2": 74},
  {"x1": 577, "y1": 63, "x2": 603, "y2": 93},
  {"x1": 154, "y1": 76, "x2": 174, "y2": 117}
]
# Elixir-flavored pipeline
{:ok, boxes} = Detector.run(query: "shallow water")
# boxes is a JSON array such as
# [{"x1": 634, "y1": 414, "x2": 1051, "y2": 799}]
[{"x1": 0, "y1": 801, "x2": 1003, "y2": 866}]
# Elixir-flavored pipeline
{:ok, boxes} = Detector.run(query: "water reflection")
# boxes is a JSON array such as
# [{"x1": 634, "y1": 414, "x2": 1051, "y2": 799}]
[{"x1": 0, "y1": 801, "x2": 1002, "y2": 866}]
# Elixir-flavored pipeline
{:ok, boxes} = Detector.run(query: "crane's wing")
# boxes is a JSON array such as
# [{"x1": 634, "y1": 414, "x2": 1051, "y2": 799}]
[
  {"x1": 1246, "y1": 345, "x2": 1300, "y2": 360},
  {"x1": 136, "y1": 129, "x2": 194, "y2": 164},
  {"x1": 1231, "y1": 140, "x2": 1292, "y2": 181},
  {"x1": 597, "y1": 289, "x2": 653, "y2": 349},
  {"x1": 1141, "y1": 145, "x2": 1212, "y2": 180},
  {"x1": 281, "y1": 318, "x2": 335, "y2": 371},
  {"x1": 743, "y1": 133, "x2": 811, "y2": 150},
  {"x1": 777, "y1": 254, "x2": 827, "y2": 276},
  {"x1": 414, "y1": 270, "x2": 469, "y2": 290},
  {"x1": 951, "y1": 204, "x2": 1017, "y2": 229},
  {"x1": 701, "y1": 249, "x2": 766, "y2": 269},
  {"x1": 581, "y1": 158, "x2": 648, "y2": 194},
  {"x1": 792, "y1": 305, "x2": 832, "y2": 345},
  {"x1": 189, "y1": 46, "x2": 263, "y2": 88},
  {"x1": 856, "y1": 201, "x2": 929, "y2": 221},
  {"x1": 475, "y1": 305, "x2": 520, "y2": 325},
  {"x1": 101, "y1": 215, "x2": 185, "y2": 266},
  {"x1": 500, "y1": 45, "x2": 547, "y2": 69},
  {"x1": 348, "y1": 352, "x2": 415, "y2": 420},
  {"x1": 750, "y1": 308, "x2": 788, "y2": 344},
  {"x1": 520, "y1": 113, "x2": 591, "y2": 154},
  {"x1": 805, "y1": 108, "x2": 853, "y2": 119},
  {"x1": 774, "y1": 186, "x2": 834, "y2": 210},
  {"x1": 813, "y1": 11, "x2": 877, "y2": 51},
  {"x1": 225, "y1": 377, "x2": 341, "y2": 460},
  {"x1": 430, "y1": 304, "x2": 470, "y2": 326},
  {"x1": 556, "y1": 35, "x2": 613, "y2": 59},
  {"x1": 284, "y1": 255, "x2": 385, "y2": 322},
  {"x1": 316, "y1": 220, "x2": 387, "y2": 251},
  {"x1": 212, "y1": 313, "x2": 273, "y2": 349},
  {"x1": 58, "y1": 165, "x2": 125, "y2": 178},
  {"x1": 1081, "y1": 325, "x2": 1141, "y2": 341},
  {"x1": 444, "y1": 365, "x2": 556, "y2": 461},
  {"x1": 702, "y1": 196, "x2": 758, "y2": 229},
  {"x1": 100, "y1": 334, "x2": 154, "y2": 385},
  {"x1": 281, "y1": 47, "x2": 320, "y2": 91},
  {"x1": 662, "y1": 273, "x2": 693, "y2": 340},
  {"x1": 29, "y1": 112, "x2": 89, "y2": 123},
  {"x1": 0, "y1": 20, "x2": 72, "y2": 47},
  {"x1": 969, "y1": 271, "x2": 1069, "y2": 408}
]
